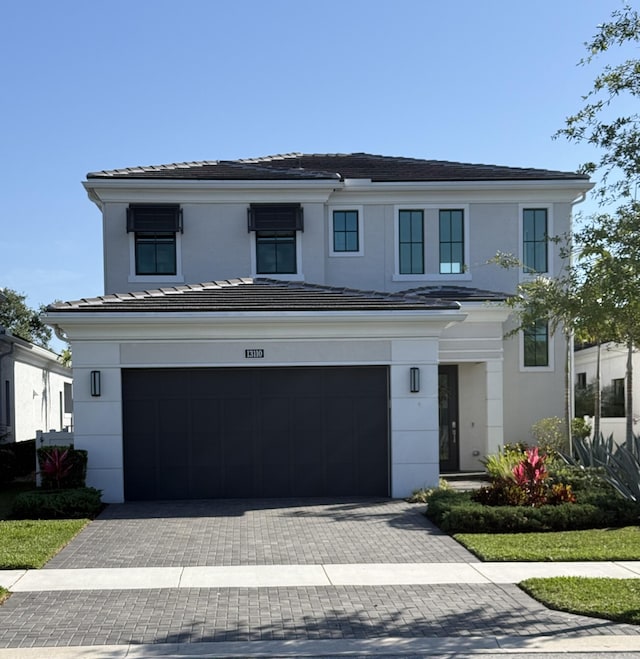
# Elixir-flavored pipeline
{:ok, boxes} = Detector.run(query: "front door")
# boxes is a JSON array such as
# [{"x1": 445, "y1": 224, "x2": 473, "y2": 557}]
[{"x1": 439, "y1": 365, "x2": 459, "y2": 472}]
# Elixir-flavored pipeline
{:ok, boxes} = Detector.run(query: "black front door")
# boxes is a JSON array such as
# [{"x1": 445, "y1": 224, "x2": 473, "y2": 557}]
[{"x1": 439, "y1": 365, "x2": 459, "y2": 472}]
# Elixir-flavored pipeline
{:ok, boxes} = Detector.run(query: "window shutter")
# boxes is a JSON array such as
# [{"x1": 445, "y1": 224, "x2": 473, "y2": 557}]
[
  {"x1": 127, "y1": 205, "x2": 182, "y2": 233},
  {"x1": 248, "y1": 204, "x2": 303, "y2": 232}
]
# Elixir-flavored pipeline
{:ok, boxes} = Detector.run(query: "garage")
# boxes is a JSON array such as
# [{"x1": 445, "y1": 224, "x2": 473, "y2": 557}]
[{"x1": 122, "y1": 366, "x2": 389, "y2": 500}]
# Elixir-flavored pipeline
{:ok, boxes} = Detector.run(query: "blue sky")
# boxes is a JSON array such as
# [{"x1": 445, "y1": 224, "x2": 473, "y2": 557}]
[{"x1": 1, "y1": 0, "x2": 635, "y2": 326}]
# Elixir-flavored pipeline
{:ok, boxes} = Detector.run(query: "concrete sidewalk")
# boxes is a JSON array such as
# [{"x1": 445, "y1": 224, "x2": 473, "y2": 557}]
[{"x1": 4, "y1": 560, "x2": 640, "y2": 591}]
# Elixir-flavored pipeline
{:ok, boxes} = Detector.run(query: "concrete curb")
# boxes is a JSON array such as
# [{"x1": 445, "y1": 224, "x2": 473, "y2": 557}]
[{"x1": 2, "y1": 635, "x2": 640, "y2": 657}]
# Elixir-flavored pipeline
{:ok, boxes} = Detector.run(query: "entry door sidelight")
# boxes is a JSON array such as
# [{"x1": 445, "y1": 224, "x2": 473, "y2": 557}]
[{"x1": 439, "y1": 365, "x2": 459, "y2": 472}]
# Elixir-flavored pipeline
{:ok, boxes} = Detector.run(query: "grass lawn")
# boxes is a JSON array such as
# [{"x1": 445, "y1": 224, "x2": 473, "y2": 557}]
[
  {"x1": 0, "y1": 588, "x2": 8, "y2": 605},
  {"x1": 0, "y1": 519, "x2": 88, "y2": 569},
  {"x1": 454, "y1": 527, "x2": 640, "y2": 561},
  {"x1": 521, "y1": 577, "x2": 640, "y2": 625}
]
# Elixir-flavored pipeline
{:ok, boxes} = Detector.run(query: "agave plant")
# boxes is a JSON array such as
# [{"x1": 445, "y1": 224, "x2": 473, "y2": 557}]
[{"x1": 564, "y1": 432, "x2": 640, "y2": 503}]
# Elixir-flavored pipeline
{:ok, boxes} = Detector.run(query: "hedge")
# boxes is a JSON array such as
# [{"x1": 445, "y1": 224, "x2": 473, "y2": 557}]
[
  {"x1": 11, "y1": 487, "x2": 103, "y2": 519},
  {"x1": 425, "y1": 489, "x2": 640, "y2": 533}
]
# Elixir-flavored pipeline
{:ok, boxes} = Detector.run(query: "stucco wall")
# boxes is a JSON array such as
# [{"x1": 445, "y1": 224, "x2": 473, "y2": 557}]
[{"x1": 4, "y1": 344, "x2": 72, "y2": 443}]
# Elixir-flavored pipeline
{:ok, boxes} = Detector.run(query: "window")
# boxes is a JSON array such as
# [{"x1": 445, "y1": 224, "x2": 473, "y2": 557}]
[
  {"x1": 333, "y1": 210, "x2": 359, "y2": 252},
  {"x1": 576, "y1": 372, "x2": 587, "y2": 389},
  {"x1": 249, "y1": 204, "x2": 303, "y2": 275},
  {"x1": 4, "y1": 381, "x2": 10, "y2": 426},
  {"x1": 523, "y1": 208, "x2": 548, "y2": 273},
  {"x1": 603, "y1": 378, "x2": 626, "y2": 417},
  {"x1": 523, "y1": 320, "x2": 549, "y2": 367},
  {"x1": 398, "y1": 210, "x2": 424, "y2": 274},
  {"x1": 127, "y1": 204, "x2": 182, "y2": 276},
  {"x1": 256, "y1": 231, "x2": 297, "y2": 274},
  {"x1": 439, "y1": 209, "x2": 464, "y2": 274}
]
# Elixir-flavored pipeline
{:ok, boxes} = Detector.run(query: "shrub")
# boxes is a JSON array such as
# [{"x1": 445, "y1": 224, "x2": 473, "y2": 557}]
[
  {"x1": 406, "y1": 479, "x2": 451, "y2": 503},
  {"x1": 426, "y1": 487, "x2": 640, "y2": 533},
  {"x1": 0, "y1": 447, "x2": 16, "y2": 484},
  {"x1": 473, "y1": 479, "x2": 528, "y2": 506},
  {"x1": 11, "y1": 487, "x2": 102, "y2": 519},
  {"x1": 37, "y1": 446, "x2": 87, "y2": 489},
  {"x1": 531, "y1": 416, "x2": 568, "y2": 454},
  {"x1": 481, "y1": 446, "x2": 526, "y2": 480}
]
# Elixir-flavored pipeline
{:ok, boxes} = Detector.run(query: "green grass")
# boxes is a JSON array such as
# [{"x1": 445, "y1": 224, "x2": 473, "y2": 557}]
[
  {"x1": 455, "y1": 526, "x2": 640, "y2": 561},
  {"x1": 0, "y1": 588, "x2": 8, "y2": 605},
  {"x1": 521, "y1": 577, "x2": 640, "y2": 625},
  {"x1": 0, "y1": 519, "x2": 88, "y2": 569}
]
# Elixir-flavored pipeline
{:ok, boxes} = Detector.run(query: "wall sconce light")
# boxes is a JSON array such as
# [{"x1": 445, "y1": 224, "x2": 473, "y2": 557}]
[
  {"x1": 409, "y1": 367, "x2": 420, "y2": 393},
  {"x1": 90, "y1": 370, "x2": 101, "y2": 397}
]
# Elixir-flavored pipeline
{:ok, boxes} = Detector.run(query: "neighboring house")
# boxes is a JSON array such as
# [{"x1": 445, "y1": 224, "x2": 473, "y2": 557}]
[
  {"x1": 43, "y1": 153, "x2": 592, "y2": 502},
  {"x1": 0, "y1": 327, "x2": 72, "y2": 443},
  {"x1": 574, "y1": 342, "x2": 639, "y2": 441}
]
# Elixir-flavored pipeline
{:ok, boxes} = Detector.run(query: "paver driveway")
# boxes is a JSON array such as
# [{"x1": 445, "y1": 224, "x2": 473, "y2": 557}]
[
  {"x1": 44, "y1": 497, "x2": 475, "y2": 568},
  {"x1": 1, "y1": 497, "x2": 640, "y2": 654}
]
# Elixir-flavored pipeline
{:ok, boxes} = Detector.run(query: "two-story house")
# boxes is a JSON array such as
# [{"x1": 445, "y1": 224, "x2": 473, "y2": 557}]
[{"x1": 43, "y1": 153, "x2": 592, "y2": 502}]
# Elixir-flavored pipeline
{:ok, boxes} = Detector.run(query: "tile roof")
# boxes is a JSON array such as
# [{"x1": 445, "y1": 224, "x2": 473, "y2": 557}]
[
  {"x1": 87, "y1": 152, "x2": 588, "y2": 183},
  {"x1": 47, "y1": 279, "x2": 461, "y2": 313},
  {"x1": 400, "y1": 285, "x2": 510, "y2": 302}
]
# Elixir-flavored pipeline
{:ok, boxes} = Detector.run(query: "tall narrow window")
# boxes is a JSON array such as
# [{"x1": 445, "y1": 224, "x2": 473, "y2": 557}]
[
  {"x1": 523, "y1": 208, "x2": 548, "y2": 273},
  {"x1": 127, "y1": 204, "x2": 182, "y2": 276},
  {"x1": 398, "y1": 210, "x2": 424, "y2": 274},
  {"x1": 4, "y1": 381, "x2": 10, "y2": 426},
  {"x1": 523, "y1": 320, "x2": 549, "y2": 367},
  {"x1": 439, "y1": 209, "x2": 464, "y2": 274},
  {"x1": 333, "y1": 210, "x2": 359, "y2": 252}
]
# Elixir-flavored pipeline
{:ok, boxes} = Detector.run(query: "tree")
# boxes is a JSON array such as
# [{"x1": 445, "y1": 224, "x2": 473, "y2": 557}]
[
  {"x1": 556, "y1": 4, "x2": 640, "y2": 202},
  {"x1": 576, "y1": 201, "x2": 640, "y2": 442},
  {"x1": 0, "y1": 288, "x2": 52, "y2": 348}
]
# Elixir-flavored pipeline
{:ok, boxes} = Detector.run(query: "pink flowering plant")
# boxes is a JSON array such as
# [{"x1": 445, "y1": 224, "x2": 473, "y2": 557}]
[{"x1": 474, "y1": 446, "x2": 575, "y2": 507}]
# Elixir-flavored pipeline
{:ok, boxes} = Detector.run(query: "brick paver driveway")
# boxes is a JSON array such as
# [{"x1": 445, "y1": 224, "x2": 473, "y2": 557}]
[
  {"x1": 1, "y1": 498, "x2": 639, "y2": 651},
  {"x1": 45, "y1": 497, "x2": 475, "y2": 568}
]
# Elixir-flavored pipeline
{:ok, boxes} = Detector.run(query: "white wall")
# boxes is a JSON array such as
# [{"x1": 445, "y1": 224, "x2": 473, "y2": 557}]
[{"x1": 3, "y1": 341, "x2": 72, "y2": 443}]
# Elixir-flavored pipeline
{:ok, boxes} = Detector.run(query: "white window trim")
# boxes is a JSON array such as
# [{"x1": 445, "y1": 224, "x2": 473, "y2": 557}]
[
  {"x1": 128, "y1": 232, "x2": 184, "y2": 284},
  {"x1": 328, "y1": 205, "x2": 364, "y2": 257},
  {"x1": 519, "y1": 323, "x2": 555, "y2": 372},
  {"x1": 393, "y1": 204, "x2": 471, "y2": 282},
  {"x1": 519, "y1": 203, "x2": 553, "y2": 281},
  {"x1": 250, "y1": 230, "x2": 304, "y2": 281}
]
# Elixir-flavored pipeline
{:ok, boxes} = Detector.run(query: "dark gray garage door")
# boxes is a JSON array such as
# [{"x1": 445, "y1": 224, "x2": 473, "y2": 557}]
[{"x1": 122, "y1": 366, "x2": 389, "y2": 500}]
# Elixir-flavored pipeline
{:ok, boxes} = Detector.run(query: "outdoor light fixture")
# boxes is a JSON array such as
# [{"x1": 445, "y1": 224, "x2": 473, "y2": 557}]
[
  {"x1": 90, "y1": 370, "x2": 101, "y2": 397},
  {"x1": 409, "y1": 367, "x2": 420, "y2": 393}
]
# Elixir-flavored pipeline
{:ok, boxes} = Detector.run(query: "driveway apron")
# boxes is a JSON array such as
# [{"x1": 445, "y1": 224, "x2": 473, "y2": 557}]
[{"x1": 1, "y1": 498, "x2": 640, "y2": 653}]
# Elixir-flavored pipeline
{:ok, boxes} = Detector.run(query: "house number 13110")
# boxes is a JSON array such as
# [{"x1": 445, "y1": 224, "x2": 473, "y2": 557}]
[{"x1": 245, "y1": 349, "x2": 264, "y2": 358}]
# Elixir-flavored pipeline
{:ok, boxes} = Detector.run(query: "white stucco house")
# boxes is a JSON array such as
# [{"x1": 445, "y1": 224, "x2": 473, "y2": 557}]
[
  {"x1": 0, "y1": 327, "x2": 72, "y2": 443},
  {"x1": 42, "y1": 153, "x2": 592, "y2": 503},
  {"x1": 575, "y1": 342, "x2": 639, "y2": 442}
]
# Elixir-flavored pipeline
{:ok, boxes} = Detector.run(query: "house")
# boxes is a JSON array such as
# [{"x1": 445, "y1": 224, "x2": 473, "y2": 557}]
[
  {"x1": 0, "y1": 327, "x2": 72, "y2": 443},
  {"x1": 43, "y1": 153, "x2": 592, "y2": 503},
  {"x1": 574, "y1": 342, "x2": 639, "y2": 441}
]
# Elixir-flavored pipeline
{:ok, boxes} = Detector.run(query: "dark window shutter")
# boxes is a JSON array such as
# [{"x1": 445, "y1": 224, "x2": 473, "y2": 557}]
[
  {"x1": 248, "y1": 204, "x2": 303, "y2": 232},
  {"x1": 127, "y1": 205, "x2": 183, "y2": 233}
]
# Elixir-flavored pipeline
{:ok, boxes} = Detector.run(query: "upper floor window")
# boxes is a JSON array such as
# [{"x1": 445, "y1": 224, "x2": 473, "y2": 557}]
[
  {"x1": 127, "y1": 204, "x2": 182, "y2": 276},
  {"x1": 249, "y1": 204, "x2": 303, "y2": 276},
  {"x1": 522, "y1": 208, "x2": 548, "y2": 273},
  {"x1": 398, "y1": 209, "x2": 424, "y2": 275},
  {"x1": 439, "y1": 209, "x2": 464, "y2": 274},
  {"x1": 523, "y1": 320, "x2": 549, "y2": 367},
  {"x1": 333, "y1": 210, "x2": 359, "y2": 253},
  {"x1": 256, "y1": 231, "x2": 296, "y2": 274}
]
